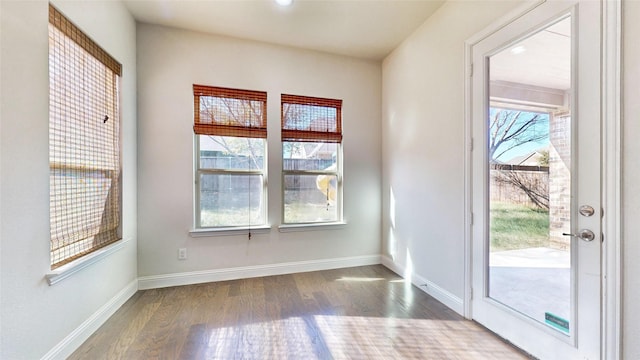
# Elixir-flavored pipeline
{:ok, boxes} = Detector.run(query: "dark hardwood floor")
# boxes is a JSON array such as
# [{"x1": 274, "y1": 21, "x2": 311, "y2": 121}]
[{"x1": 70, "y1": 265, "x2": 529, "y2": 359}]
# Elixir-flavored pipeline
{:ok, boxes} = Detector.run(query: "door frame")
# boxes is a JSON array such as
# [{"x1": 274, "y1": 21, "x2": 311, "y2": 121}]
[{"x1": 462, "y1": 0, "x2": 622, "y2": 358}]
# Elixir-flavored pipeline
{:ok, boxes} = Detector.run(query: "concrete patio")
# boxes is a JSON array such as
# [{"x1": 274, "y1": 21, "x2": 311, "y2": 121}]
[{"x1": 490, "y1": 247, "x2": 571, "y2": 331}]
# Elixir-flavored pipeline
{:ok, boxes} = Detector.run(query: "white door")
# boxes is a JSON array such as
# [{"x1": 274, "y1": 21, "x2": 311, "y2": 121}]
[{"x1": 470, "y1": 1, "x2": 601, "y2": 359}]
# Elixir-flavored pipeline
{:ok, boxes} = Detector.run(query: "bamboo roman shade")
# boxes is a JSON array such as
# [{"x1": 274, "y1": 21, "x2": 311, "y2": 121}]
[
  {"x1": 281, "y1": 94, "x2": 342, "y2": 143},
  {"x1": 49, "y1": 5, "x2": 122, "y2": 268},
  {"x1": 49, "y1": 5, "x2": 121, "y2": 76},
  {"x1": 193, "y1": 85, "x2": 267, "y2": 139}
]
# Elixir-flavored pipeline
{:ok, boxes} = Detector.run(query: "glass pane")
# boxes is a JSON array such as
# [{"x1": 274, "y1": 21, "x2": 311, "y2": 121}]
[
  {"x1": 49, "y1": 167, "x2": 118, "y2": 248},
  {"x1": 284, "y1": 174, "x2": 337, "y2": 223},
  {"x1": 488, "y1": 17, "x2": 572, "y2": 334},
  {"x1": 199, "y1": 174, "x2": 264, "y2": 227},
  {"x1": 283, "y1": 142, "x2": 337, "y2": 171},
  {"x1": 199, "y1": 96, "x2": 264, "y2": 128},
  {"x1": 199, "y1": 135, "x2": 264, "y2": 170},
  {"x1": 282, "y1": 103, "x2": 337, "y2": 132}
]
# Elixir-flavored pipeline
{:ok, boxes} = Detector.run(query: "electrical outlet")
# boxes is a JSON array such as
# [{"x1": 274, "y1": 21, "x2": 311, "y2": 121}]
[{"x1": 178, "y1": 248, "x2": 187, "y2": 260}]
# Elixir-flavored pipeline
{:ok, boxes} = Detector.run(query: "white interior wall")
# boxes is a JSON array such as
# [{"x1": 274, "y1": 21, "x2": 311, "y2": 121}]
[
  {"x1": 1, "y1": 0, "x2": 636, "y2": 358},
  {"x1": 136, "y1": 24, "x2": 382, "y2": 279},
  {"x1": 623, "y1": 1, "x2": 640, "y2": 358},
  {"x1": 0, "y1": 1, "x2": 137, "y2": 358},
  {"x1": 381, "y1": 1, "x2": 523, "y2": 308}
]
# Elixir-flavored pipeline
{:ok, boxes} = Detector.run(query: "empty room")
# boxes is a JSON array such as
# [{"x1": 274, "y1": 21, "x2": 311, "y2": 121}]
[{"x1": 1, "y1": 0, "x2": 638, "y2": 359}]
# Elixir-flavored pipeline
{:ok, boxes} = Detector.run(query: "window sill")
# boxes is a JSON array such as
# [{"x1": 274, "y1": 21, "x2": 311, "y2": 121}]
[
  {"x1": 189, "y1": 225, "x2": 272, "y2": 238},
  {"x1": 45, "y1": 238, "x2": 130, "y2": 286},
  {"x1": 278, "y1": 222, "x2": 347, "y2": 232}
]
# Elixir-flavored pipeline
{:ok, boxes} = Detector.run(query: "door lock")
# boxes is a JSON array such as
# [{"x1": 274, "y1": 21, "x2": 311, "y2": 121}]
[
  {"x1": 579, "y1": 205, "x2": 595, "y2": 217},
  {"x1": 562, "y1": 229, "x2": 596, "y2": 242}
]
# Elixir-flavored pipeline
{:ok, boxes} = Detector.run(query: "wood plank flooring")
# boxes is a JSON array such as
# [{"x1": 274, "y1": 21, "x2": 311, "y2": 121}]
[{"x1": 70, "y1": 265, "x2": 530, "y2": 359}]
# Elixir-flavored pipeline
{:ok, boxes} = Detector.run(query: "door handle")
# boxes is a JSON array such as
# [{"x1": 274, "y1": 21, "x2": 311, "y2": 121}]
[{"x1": 562, "y1": 229, "x2": 596, "y2": 242}]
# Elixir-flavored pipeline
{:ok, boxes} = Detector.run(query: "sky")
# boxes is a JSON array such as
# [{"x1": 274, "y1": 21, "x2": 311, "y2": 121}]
[{"x1": 490, "y1": 107, "x2": 550, "y2": 163}]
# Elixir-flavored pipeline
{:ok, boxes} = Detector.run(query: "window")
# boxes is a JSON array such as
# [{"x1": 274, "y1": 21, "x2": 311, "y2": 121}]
[
  {"x1": 193, "y1": 85, "x2": 267, "y2": 229},
  {"x1": 281, "y1": 94, "x2": 343, "y2": 224},
  {"x1": 48, "y1": 5, "x2": 122, "y2": 268}
]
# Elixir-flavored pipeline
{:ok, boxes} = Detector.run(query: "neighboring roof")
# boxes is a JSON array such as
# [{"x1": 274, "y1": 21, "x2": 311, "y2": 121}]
[{"x1": 505, "y1": 146, "x2": 549, "y2": 166}]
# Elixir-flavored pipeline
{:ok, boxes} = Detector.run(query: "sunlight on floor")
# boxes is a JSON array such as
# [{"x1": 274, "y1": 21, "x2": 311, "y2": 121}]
[
  {"x1": 335, "y1": 277, "x2": 386, "y2": 282},
  {"x1": 203, "y1": 315, "x2": 525, "y2": 359},
  {"x1": 389, "y1": 279, "x2": 409, "y2": 283}
]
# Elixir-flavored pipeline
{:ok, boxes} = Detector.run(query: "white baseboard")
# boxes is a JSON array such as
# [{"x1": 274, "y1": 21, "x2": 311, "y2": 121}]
[
  {"x1": 41, "y1": 279, "x2": 138, "y2": 360},
  {"x1": 138, "y1": 255, "x2": 382, "y2": 290},
  {"x1": 381, "y1": 255, "x2": 464, "y2": 315}
]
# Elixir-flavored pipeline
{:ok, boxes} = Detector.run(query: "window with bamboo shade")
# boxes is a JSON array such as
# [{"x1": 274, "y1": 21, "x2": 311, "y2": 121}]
[
  {"x1": 193, "y1": 85, "x2": 267, "y2": 229},
  {"x1": 281, "y1": 94, "x2": 343, "y2": 224},
  {"x1": 48, "y1": 4, "x2": 122, "y2": 268}
]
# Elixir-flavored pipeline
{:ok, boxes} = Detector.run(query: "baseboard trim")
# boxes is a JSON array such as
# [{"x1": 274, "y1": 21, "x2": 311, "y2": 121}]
[
  {"x1": 41, "y1": 279, "x2": 138, "y2": 360},
  {"x1": 138, "y1": 255, "x2": 382, "y2": 290},
  {"x1": 381, "y1": 255, "x2": 464, "y2": 315}
]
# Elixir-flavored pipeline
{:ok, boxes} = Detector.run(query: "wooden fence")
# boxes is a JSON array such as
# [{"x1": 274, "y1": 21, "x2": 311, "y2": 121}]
[
  {"x1": 199, "y1": 157, "x2": 334, "y2": 209},
  {"x1": 490, "y1": 164, "x2": 549, "y2": 208}
]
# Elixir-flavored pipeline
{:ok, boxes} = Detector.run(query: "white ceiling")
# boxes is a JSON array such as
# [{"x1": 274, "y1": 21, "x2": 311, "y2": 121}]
[
  {"x1": 122, "y1": 0, "x2": 445, "y2": 61},
  {"x1": 490, "y1": 18, "x2": 571, "y2": 91},
  {"x1": 123, "y1": 0, "x2": 569, "y2": 90}
]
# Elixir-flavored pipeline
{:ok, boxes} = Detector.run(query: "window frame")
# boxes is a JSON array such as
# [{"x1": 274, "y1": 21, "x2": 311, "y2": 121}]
[
  {"x1": 281, "y1": 142, "x2": 343, "y2": 225},
  {"x1": 281, "y1": 94, "x2": 344, "y2": 225},
  {"x1": 193, "y1": 135, "x2": 268, "y2": 230},
  {"x1": 192, "y1": 85, "x2": 268, "y2": 231}
]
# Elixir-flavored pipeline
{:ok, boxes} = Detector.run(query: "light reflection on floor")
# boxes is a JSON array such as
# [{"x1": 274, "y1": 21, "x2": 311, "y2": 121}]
[
  {"x1": 70, "y1": 266, "x2": 531, "y2": 359},
  {"x1": 203, "y1": 314, "x2": 528, "y2": 359},
  {"x1": 335, "y1": 277, "x2": 386, "y2": 282}
]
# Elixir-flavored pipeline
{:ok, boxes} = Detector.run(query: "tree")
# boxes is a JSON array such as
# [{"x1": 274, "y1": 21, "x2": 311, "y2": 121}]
[
  {"x1": 494, "y1": 170, "x2": 549, "y2": 209},
  {"x1": 200, "y1": 97, "x2": 265, "y2": 169},
  {"x1": 490, "y1": 108, "x2": 550, "y2": 209},
  {"x1": 538, "y1": 150, "x2": 550, "y2": 166},
  {"x1": 489, "y1": 109, "x2": 549, "y2": 163},
  {"x1": 206, "y1": 136, "x2": 264, "y2": 169}
]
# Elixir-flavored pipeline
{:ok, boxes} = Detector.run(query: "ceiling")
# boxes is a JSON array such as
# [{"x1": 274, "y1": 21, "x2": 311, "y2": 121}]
[
  {"x1": 122, "y1": 0, "x2": 445, "y2": 61},
  {"x1": 122, "y1": 0, "x2": 569, "y2": 91},
  {"x1": 490, "y1": 17, "x2": 571, "y2": 91}
]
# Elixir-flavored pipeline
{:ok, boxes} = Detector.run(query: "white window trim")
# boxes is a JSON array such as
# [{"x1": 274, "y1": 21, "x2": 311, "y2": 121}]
[
  {"x1": 189, "y1": 225, "x2": 271, "y2": 237},
  {"x1": 45, "y1": 238, "x2": 130, "y2": 286},
  {"x1": 281, "y1": 142, "x2": 343, "y2": 225},
  {"x1": 278, "y1": 221, "x2": 347, "y2": 233},
  {"x1": 194, "y1": 135, "x2": 268, "y2": 230}
]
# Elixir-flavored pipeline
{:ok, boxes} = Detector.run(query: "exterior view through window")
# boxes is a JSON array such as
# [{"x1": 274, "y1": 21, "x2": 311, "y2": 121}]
[
  {"x1": 48, "y1": 5, "x2": 122, "y2": 268},
  {"x1": 487, "y1": 15, "x2": 572, "y2": 333},
  {"x1": 281, "y1": 95, "x2": 342, "y2": 224},
  {"x1": 193, "y1": 85, "x2": 267, "y2": 228}
]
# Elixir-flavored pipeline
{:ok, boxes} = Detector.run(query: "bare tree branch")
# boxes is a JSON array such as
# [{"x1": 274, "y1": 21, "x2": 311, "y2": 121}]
[
  {"x1": 495, "y1": 170, "x2": 549, "y2": 209},
  {"x1": 489, "y1": 110, "x2": 548, "y2": 163}
]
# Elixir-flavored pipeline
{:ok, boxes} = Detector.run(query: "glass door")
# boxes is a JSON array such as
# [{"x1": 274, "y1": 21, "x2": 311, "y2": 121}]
[
  {"x1": 488, "y1": 16, "x2": 572, "y2": 334},
  {"x1": 470, "y1": 2, "x2": 602, "y2": 359}
]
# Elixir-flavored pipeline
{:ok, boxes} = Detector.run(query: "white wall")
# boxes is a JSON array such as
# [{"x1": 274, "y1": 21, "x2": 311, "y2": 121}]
[
  {"x1": 381, "y1": 1, "x2": 522, "y2": 307},
  {"x1": 623, "y1": 1, "x2": 640, "y2": 358},
  {"x1": 1, "y1": 0, "x2": 633, "y2": 357},
  {"x1": 383, "y1": 1, "x2": 639, "y2": 357},
  {"x1": 136, "y1": 24, "x2": 381, "y2": 278},
  {"x1": 0, "y1": 1, "x2": 137, "y2": 358}
]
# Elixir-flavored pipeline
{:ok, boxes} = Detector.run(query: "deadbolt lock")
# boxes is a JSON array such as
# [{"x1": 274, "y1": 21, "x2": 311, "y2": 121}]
[{"x1": 579, "y1": 205, "x2": 595, "y2": 217}]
